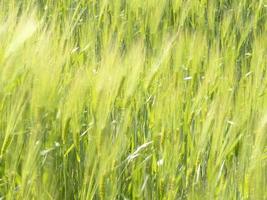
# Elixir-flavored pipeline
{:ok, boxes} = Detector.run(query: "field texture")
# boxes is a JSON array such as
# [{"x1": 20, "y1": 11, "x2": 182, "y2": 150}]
[{"x1": 0, "y1": 0, "x2": 267, "y2": 199}]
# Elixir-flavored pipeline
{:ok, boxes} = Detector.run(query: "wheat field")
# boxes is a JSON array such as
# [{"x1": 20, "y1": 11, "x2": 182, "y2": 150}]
[{"x1": 0, "y1": 0, "x2": 266, "y2": 199}]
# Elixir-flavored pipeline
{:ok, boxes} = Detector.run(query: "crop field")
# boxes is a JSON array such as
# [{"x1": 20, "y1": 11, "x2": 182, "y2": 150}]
[{"x1": 0, "y1": 0, "x2": 267, "y2": 199}]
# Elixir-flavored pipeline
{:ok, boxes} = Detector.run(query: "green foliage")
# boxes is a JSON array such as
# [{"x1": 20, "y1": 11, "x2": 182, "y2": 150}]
[{"x1": 0, "y1": 0, "x2": 266, "y2": 199}]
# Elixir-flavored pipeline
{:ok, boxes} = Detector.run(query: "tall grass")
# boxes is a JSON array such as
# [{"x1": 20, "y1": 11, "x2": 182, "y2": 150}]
[{"x1": 0, "y1": 0, "x2": 266, "y2": 199}]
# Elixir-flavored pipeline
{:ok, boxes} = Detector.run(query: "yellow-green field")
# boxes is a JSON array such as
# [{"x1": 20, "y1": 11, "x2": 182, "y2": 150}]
[{"x1": 0, "y1": 0, "x2": 266, "y2": 199}]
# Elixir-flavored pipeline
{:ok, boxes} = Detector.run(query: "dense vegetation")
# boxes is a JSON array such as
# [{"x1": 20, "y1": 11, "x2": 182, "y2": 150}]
[{"x1": 0, "y1": 0, "x2": 266, "y2": 199}]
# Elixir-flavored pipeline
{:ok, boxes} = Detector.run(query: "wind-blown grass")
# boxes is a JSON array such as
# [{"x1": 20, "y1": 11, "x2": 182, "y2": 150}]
[{"x1": 0, "y1": 0, "x2": 266, "y2": 199}]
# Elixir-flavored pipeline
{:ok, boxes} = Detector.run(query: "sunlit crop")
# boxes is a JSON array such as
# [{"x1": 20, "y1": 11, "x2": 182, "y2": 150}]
[{"x1": 0, "y1": 1, "x2": 266, "y2": 199}]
